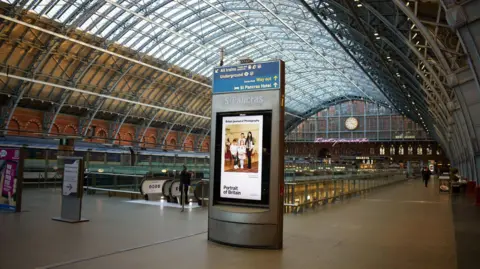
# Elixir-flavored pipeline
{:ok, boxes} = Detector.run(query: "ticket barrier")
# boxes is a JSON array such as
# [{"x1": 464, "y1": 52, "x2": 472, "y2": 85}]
[
  {"x1": 194, "y1": 180, "x2": 209, "y2": 206},
  {"x1": 170, "y1": 180, "x2": 200, "y2": 204},
  {"x1": 140, "y1": 178, "x2": 200, "y2": 204},
  {"x1": 140, "y1": 178, "x2": 169, "y2": 200},
  {"x1": 162, "y1": 179, "x2": 176, "y2": 202}
]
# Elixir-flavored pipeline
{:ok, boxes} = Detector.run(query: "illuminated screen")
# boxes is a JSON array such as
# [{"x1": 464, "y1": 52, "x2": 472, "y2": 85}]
[{"x1": 214, "y1": 110, "x2": 271, "y2": 207}]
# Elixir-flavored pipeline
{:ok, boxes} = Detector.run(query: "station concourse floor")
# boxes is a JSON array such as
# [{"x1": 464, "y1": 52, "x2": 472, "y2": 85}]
[{"x1": 0, "y1": 179, "x2": 478, "y2": 269}]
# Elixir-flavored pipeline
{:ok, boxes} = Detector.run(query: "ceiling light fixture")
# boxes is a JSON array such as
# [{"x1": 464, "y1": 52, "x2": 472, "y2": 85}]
[{"x1": 412, "y1": 33, "x2": 417, "y2": 39}]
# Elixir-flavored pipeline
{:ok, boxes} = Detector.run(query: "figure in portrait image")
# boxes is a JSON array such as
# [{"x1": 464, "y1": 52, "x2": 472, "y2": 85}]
[
  {"x1": 245, "y1": 131, "x2": 255, "y2": 169},
  {"x1": 229, "y1": 139, "x2": 239, "y2": 169},
  {"x1": 238, "y1": 140, "x2": 247, "y2": 169},
  {"x1": 223, "y1": 124, "x2": 259, "y2": 173},
  {"x1": 239, "y1": 133, "x2": 246, "y2": 145},
  {"x1": 225, "y1": 138, "x2": 232, "y2": 163}
]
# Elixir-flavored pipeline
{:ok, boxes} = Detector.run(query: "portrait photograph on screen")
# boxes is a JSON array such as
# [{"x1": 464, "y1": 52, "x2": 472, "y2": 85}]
[
  {"x1": 220, "y1": 115, "x2": 263, "y2": 200},
  {"x1": 213, "y1": 110, "x2": 271, "y2": 207}
]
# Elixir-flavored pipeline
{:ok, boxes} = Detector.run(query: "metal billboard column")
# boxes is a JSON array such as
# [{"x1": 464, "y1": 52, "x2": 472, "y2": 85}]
[{"x1": 208, "y1": 60, "x2": 285, "y2": 249}]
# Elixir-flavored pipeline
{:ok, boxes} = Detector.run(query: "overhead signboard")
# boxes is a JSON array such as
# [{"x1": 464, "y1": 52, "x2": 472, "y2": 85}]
[{"x1": 213, "y1": 61, "x2": 281, "y2": 94}]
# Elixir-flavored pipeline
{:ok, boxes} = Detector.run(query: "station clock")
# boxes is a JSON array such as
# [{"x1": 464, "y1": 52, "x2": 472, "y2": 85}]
[{"x1": 345, "y1": 117, "x2": 359, "y2": 130}]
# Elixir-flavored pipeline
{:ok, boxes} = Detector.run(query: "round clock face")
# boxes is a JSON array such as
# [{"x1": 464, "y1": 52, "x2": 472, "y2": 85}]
[{"x1": 345, "y1": 117, "x2": 359, "y2": 130}]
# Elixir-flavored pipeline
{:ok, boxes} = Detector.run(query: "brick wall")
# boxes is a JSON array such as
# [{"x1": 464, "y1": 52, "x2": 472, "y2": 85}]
[{"x1": 6, "y1": 108, "x2": 209, "y2": 151}]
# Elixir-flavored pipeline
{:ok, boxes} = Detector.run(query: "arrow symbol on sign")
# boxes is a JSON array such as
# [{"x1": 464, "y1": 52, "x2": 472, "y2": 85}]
[
  {"x1": 67, "y1": 184, "x2": 72, "y2": 191},
  {"x1": 274, "y1": 82, "x2": 278, "y2": 87},
  {"x1": 274, "y1": 75, "x2": 278, "y2": 80}
]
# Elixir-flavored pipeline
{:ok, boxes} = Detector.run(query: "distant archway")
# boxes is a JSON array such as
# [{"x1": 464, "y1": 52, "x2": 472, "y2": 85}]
[
  {"x1": 145, "y1": 135, "x2": 156, "y2": 147},
  {"x1": 203, "y1": 142, "x2": 210, "y2": 152},
  {"x1": 7, "y1": 119, "x2": 20, "y2": 135},
  {"x1": 25, "y1": 120, "x2": 41, "y2": 136},
  {"x1": 125, "y1": 133, "x2": 134, "y2": 146},
  {"x1": 168, "y1": 138, "x2": 177, "y2": 150},
  {"x1": 114, "y1": 133, "x2": 122, "y2": 144},
  {"x1": 97, "y1": 129, "x2": 107, "y2": 143},
  {"x1": 51, "y1": 124, "x2": 60, "y2": 136},
  {"x1": 184, "y1": 139, "x2": 193, "y2": 151},
  {"x1": 64, "y1": 125, "x2": 77, "y2": 135}
]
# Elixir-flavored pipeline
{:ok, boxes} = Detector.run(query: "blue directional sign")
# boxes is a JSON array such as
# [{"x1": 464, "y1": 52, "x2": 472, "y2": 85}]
[{"x1": 212, "y1": 61, "x2": 281, "y2": 94}]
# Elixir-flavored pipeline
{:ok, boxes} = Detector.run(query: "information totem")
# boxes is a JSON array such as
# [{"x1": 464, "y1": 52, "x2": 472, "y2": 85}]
[
  {"x1": 52, "y1": 156, "x2": 88, "y2": 223},
  {"x1": 208, "y1": 60, "x2": 285, "y2": 249}
]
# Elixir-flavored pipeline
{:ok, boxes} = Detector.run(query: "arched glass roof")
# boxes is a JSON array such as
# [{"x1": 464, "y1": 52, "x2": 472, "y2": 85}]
[{"x1": 11, "y1": 0, "x2": 389, "y2": 114}]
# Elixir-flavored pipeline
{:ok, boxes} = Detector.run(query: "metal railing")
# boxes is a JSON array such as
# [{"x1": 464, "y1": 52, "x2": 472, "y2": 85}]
[{"x1": 283, "y1": 172, "x2": 405, "y2": 213}]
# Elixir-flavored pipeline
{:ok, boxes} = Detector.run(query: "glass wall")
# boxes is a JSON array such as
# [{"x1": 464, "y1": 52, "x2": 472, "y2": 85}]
[{"x1": 287, "y1": 100, "x2": 430, "y2": 142}]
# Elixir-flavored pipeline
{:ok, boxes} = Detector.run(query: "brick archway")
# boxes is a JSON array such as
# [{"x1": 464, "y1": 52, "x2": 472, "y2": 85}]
[{"x1": 7, "y1": 118, "x2": 21, "y2": 135}]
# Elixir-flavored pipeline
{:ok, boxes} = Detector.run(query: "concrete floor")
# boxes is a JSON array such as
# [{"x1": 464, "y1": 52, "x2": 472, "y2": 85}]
[{"x1": 0, "y1": 180, "x2": 458, "y2": 269}]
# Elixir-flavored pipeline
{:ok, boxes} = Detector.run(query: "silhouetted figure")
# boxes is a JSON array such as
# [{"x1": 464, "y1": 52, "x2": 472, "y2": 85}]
[
  {"x1": 180, "y1": 165, "x2": 191, "y2": 212},
  {"x1": 422, "y1": 167, "x2": 432, "y2": 187}
]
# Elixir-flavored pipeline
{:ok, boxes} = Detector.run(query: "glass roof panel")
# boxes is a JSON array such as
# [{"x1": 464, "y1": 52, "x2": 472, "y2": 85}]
[{"x1": 7, "y1": 0, "x2": 391, "y2": 114}]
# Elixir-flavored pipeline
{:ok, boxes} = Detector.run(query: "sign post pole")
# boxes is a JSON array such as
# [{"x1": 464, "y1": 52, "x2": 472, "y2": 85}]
[
  {"x1": 208, "y1": 60, "x2": 285, "y2": 249},
  {"x1": 52, "y1": 156, "x2": 89, "y2": 223}
]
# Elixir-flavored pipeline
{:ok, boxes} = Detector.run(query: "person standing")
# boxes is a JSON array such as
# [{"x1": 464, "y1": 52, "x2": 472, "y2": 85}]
[
  {"x1": 230, "y1": 139, "x2": 239, "y2": 169},
  {"x1": 421, "y1": 166, "x2": 432, "y2": 187},
  {"x1": 238, "y1": 140, "x2": 247, "y2": 169},
  {"x1": 239, "y1": 133, "x2": 246, "y2": 145},
  {"x1": 245, "y1": 132, "x2": 255, "y2": 169},
  {"x1": 225, "y1": 138, "x2": 232, "y2": 164},
  {"x1": 180, "y1": 165, "x2": 191, "y2": 212}
]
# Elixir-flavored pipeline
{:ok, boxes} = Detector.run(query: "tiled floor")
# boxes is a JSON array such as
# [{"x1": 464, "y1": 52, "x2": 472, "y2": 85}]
[{"x1": 0, "y1": 179, "x2": 462, "y2": 269}]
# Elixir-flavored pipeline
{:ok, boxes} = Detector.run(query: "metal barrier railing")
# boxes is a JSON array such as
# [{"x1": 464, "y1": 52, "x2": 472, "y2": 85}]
[{"x1": 283, "y1": 172, "x2": 405, "y2": 213}]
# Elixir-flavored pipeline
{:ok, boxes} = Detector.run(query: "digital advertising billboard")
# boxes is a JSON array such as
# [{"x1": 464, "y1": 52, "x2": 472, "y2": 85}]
[{"x1": 214, "y1": 110, "x2": 272, "y2": 207}]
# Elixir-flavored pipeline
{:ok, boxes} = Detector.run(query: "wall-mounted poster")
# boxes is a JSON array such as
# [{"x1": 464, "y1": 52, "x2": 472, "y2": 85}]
[
  {"x1": 221, "y1": 115, "x2": 263, "y2": 200},
  {"x1": 0, "y1": 148, "x2": 21, "y2": 212}
]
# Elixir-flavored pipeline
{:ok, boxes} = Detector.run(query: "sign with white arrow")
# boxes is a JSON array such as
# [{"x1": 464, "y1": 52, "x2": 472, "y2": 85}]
[
  {"x1": 213, "y1": 61, "x2": 282, "y2": 93},
  {"x1": 62, "y1": 160, "x2": 79, "y2": 196}
]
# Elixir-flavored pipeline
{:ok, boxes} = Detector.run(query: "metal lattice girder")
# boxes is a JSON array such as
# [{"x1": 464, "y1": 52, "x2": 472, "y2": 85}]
[
  {"x1": 309, "y1": 0, "x2": 456, "y2": 134},
  {"x1": 0, "y1": 0, "x2": 464, "y2": 141}
]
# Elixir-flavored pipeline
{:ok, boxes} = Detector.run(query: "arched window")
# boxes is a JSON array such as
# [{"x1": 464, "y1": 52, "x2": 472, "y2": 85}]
[
  {"x1": 427, "y1": 145, "x2": 432, "y2": 155},
  {"x1": 417, "y1": 146, "x2": 423, "y2": 155},
  {"x1": 97, "y1": 130, "x2": 107, "y2": 143},
  {"x1": 114, "y1": 133, "x2": 121, "y2": 144},
  {"x1": 146, "y1": 136, "x2": 156, "y2": 147},
  {"x1": 25, "y1": 120, "x2": 41, "y2": 136},
  {"x1": 399, "y1": 145, "x2": 404, "y2": 155},
  {"x1": 169, "y1": 138, "x2": 177, "y2": 150},
  {"x1": 64, "y1": 125, "x2": 76, "y2": 135},
  {"x1": 390, "y1": 145, "x2": 395, "y2": 155},
  {"x1": 379, "y1": 145, "x2": 385, "y2": 155},
  {"x1": 51, "y1": 124, "x2": 60, "y2": 135},
  {"x1": 7, "y1": 119, "x2": 20, "y2": 135},
  {"x1": 184, "y1": 139, "x2": 193, "y2": 151},
  {"x1": 407, "y1": 145, "x2": 413, "y2": 155}
]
